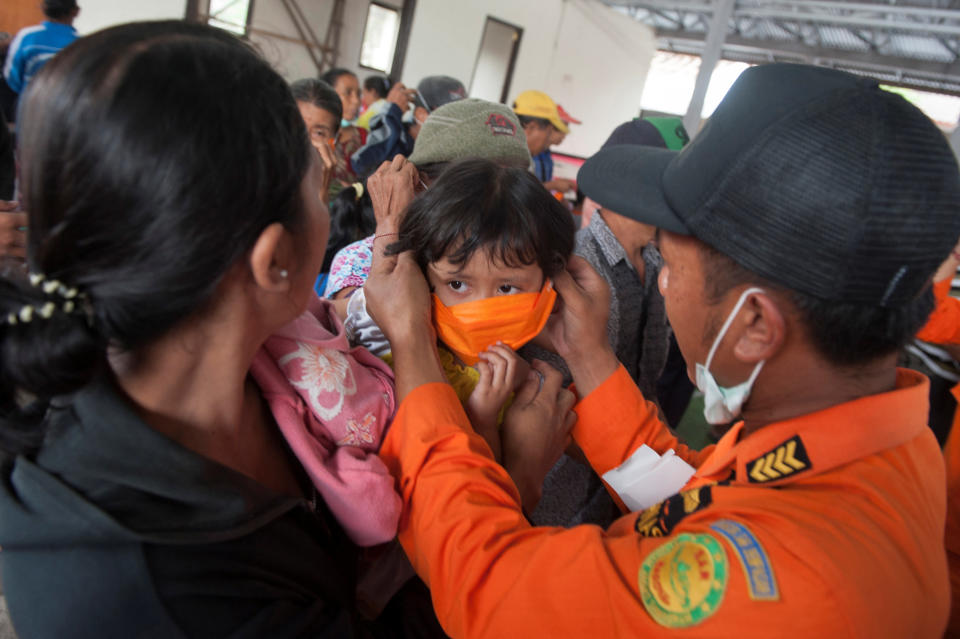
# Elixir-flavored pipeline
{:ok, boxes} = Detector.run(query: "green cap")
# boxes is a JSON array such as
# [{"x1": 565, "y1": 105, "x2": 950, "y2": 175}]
[{"x1": 408, "y1": 98, "x2": 532, "y2": 168}]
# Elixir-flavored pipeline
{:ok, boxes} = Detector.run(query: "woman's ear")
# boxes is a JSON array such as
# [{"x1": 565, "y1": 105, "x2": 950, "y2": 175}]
[
  {"x1": 733, "y1": 292, "x2": 786, "y2": 363},
  {"x1": 249, "y1": 222, "x2": 293, "y2": 292}
]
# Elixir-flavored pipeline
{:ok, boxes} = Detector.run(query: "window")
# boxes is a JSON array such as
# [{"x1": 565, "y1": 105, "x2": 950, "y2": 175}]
[
  {"x1": 207, "y1": 0, "x2": 253, "y2": 37},
  {"x1": 360, "y1": 3, "x2": 401, "y2": 73}
]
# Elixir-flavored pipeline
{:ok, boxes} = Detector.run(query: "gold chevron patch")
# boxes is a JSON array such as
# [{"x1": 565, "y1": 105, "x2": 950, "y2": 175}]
[{"x1": 747, "y1": 436, "x2": 811, "y2": 483}]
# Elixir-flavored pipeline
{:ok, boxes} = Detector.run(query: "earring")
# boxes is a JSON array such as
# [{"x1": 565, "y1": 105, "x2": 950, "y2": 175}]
[{"x1": 279, "y1": 269, "x2": 289, "y2": 279}]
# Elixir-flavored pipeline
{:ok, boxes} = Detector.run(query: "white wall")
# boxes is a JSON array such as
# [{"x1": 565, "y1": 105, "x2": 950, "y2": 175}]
[
  {"x1": 402, "y1": 0, "x2": 655, "y2": 158},
  {"x1": 73, "y1": 0, "x2": 654, "y2": 159},
  {"x1": 73, "y1": 0, "x2": 187, "y2": 34},
  {"x1": 249, "y1": 0, "x2": 402, "y2": 82},
  {"x1": 545, "y1": 0, "x2": 655, "y2": 158},
  {"x1": 247, "y1": 0, "x2": 335, "y2": 81},
  {"x1": 470, "y1": 19, "x2": 517, "y2": 102}
]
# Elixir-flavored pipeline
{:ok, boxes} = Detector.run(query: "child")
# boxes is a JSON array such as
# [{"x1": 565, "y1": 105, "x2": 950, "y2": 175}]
[
  {"x1": 314, "y1": 181, "x2": 376, "y2": 297},
  {"x1": 347, "y1": 158, "x2": 575, "y2": 457},
  {"x1": 356, "y1": 75, "x2": 391, "y2": 131},
  {"x1": 249, "y1": 293, "x2": 401, "y2": 547}
]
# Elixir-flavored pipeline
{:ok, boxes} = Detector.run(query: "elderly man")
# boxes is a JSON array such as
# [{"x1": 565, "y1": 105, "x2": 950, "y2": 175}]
[{"x1": 365, "y1": 63, "x2": 959, "y2": 637}]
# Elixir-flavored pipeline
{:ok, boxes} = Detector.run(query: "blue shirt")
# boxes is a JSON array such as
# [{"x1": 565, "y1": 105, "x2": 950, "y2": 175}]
[
  {"x1": 3, "y1": 21, "x2": 78, "y2": 94},
  {"x1": 533, "y1": 150, "x2": 554, "y2": 182}
]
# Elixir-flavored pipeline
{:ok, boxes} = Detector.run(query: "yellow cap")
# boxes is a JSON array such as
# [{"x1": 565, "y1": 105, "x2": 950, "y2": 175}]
[{"x1": 512, "y1": 90, "x2": 569, "y2": 134}]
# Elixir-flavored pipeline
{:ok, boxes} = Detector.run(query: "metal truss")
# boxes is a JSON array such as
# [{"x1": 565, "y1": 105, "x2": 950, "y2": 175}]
[{"x1": 603, "y1": 0, "x2": 960, "y2": 94}]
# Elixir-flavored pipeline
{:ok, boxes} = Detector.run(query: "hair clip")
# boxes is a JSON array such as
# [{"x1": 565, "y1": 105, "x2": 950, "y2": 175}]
[{"x1": 352, "y1": 182, "x2": 365, "y2": 200}]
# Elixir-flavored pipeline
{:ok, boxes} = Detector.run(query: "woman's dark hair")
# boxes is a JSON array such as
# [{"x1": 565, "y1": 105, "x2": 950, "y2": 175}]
[
  {"x1": 363, "y1": 75, "x2": 391, "y2": 99},
  {"x1": 320, "y1": 67, "x2": 356, "y2": 89},
  {"x1": 323, "y1": 184, "x2": 375, "y2": 273},
  {"x1": 388, "y1": 159, "x2": 575, "y2": 279},
  {"x1": 0, "y1": 21, "x2": 311, "y2": 454},
  {"x1": 700, "y1": 244, "x2": 935, "y2": 367},
  {"x1": 290, "y1": 77, "x2": 342, "y2": 134}
]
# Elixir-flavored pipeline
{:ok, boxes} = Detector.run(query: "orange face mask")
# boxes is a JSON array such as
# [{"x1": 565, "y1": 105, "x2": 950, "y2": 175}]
[{"x1": 432, "y1": 280, "x2": 557, "y2": 366}]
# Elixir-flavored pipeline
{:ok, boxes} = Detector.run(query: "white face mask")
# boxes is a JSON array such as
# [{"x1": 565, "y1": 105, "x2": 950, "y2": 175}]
[{"x1": 694, "y1": 287, "x2": 766, "y2": 425}]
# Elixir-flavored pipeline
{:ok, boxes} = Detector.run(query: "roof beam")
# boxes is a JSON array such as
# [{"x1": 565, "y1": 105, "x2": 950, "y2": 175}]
[
  {"x1": 655, "y1": 29, "x2": 960, "y2": 91},
  {"x1": 734, "y1": 9, "x2": 960, "y2": 36}
]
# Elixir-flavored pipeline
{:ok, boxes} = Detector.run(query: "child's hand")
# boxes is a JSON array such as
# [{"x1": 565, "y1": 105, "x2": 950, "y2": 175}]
[{"x1": 466, "y1": 343, "x2": 530, "y2": 460}]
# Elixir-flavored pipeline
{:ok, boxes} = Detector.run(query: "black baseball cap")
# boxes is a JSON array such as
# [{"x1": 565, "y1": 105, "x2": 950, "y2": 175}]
[
  {"x1": 578, "y1": 63, "x2": 960, "y2": 308},
  {"x1": 414, "y1": 75, "x2": 467, "y2": 112}
]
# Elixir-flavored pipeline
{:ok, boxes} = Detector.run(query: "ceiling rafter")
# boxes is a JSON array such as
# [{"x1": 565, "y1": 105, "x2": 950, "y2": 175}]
[{"x1": 604, "y1": 0, "x2": 960, "y2": 94}]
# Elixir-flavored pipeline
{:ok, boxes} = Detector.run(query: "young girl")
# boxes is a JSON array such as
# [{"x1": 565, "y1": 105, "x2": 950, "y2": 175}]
[{"x1": 347, "y1": 158, "x2": 575, "y2": 457}]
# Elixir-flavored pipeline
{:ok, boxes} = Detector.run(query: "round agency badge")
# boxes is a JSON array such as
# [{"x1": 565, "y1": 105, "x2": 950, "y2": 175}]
[{"x1": 638, "y1": 532, "x2": 728, "y2": 628}]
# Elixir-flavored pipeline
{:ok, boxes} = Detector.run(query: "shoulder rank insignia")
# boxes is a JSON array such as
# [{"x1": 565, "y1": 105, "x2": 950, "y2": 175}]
[
  {"x1": 747, "y1": 435, "x2": 811, "y2": 483},
  {"x1": 639, "y1": 533, "x2": 728, "y2": 628},
  {"x1": 710, "y1": 519, "x2": 779, "y2": 601},
  {"x1": 635, "y1": 485, "x2": 713, "y2": 537}
]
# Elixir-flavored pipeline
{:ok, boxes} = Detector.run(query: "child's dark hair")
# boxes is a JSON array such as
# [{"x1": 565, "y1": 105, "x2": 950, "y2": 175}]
[
  {"x1": 363, "y1": 75, "x2": 391, "y2": 100},
  {"x1": 388, "y1": 158, "x2": 575, "y2": 278},
  {"x1": 43, "y1": 0, "x2": 77, "y2": 20},
  {"x1": 324, "y1": 184, "x2": 375, "y2": 272},
  {"x1": 0, "y1": 21, "x2": 310, "y2": 455},
  {"x1": 290, "y1": 77, "x2": 342, "y2": 134}
]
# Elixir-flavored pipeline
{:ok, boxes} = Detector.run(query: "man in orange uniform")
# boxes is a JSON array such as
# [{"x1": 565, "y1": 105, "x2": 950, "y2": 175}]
[
  {"x1": 914, "y1": 247, "x2": 960, "y2": 637},
  {"x1": 365, "y1": 63, "x2": 959, "y2": 637}
]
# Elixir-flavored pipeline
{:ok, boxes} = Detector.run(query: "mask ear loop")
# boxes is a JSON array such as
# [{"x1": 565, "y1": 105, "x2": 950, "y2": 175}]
[{"x1": 703, "y1": 286, "x2": 766, "y2": 372}]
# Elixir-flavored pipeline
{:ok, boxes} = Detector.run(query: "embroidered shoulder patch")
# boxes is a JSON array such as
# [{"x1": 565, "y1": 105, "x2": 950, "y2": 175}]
[
  {"x1": 709, "y1": 519, "x2": 779, "y2": 601},
  {"x1": 747, "y1": 435, "x2": 811, "y2": 483},
  {"x1": 639, "y1": 533, "x2": 728, "y2": 628},
  {"x1": 635, "y1": 485, "x2": 713, "y2": 537}
]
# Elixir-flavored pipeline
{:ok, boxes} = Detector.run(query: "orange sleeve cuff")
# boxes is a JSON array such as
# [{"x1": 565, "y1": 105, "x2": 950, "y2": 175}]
[
  {"x1": 917, "y1": 278, "x2": 960, "y2": 344},
  {"x1": 572, "y1": 364, "x2": 677, "y2": 475},
  {"x1": 381, "y1": 382, "x2": 487, "y2": 492}
]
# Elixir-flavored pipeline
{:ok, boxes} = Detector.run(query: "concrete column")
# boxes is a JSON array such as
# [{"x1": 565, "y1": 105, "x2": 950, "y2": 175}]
[{"x1": 684, "y1": 0, "x2": 736, "y2": 137}]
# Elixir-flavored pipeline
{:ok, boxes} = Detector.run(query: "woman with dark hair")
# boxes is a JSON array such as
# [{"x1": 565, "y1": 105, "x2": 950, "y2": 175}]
[
  {"x1": 321, "y1": 67, "x2": 365, "y2": 186},
  {"x1": 0, "y1": 21, "x2": 442, "y2": 637},
  {"x1": 362, "y1": 75, "x2": 391, "y2": 109}
]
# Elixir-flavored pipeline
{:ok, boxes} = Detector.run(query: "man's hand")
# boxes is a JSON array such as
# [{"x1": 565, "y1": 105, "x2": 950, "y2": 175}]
[
  {"x1": 0, "y1": 201, "x2": 27, "y2": 260},
  {"x1": 367, "y1": 155, "x2": 418, "y2": 233},
  {"x1": 543, "y1": 178, "x2": 576, "y2": 193},
  {"x1": 385, "y1": 81, "x2": 416, "y2": 112},
  {"x1": 501, "y1": 361, "x2": 577, "y2": 512},
  {"x1": 547, "y1": 256, "x2": 618, "y2": 397}
]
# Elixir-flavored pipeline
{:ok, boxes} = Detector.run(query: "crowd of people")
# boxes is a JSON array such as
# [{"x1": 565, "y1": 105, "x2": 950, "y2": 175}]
[{"x1": 0, "y1": 13, "x2": 959, "y2": 639}]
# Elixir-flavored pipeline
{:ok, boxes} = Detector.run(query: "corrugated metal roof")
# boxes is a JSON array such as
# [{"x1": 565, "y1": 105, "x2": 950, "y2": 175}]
[{"x1": 606, "y1": 0, "x2": 960, "y2": 94}]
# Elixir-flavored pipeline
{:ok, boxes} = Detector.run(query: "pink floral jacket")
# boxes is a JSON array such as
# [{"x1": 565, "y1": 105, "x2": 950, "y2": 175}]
[{"x1": 249, "y1": 295, "x2": 400, "y2": 546}]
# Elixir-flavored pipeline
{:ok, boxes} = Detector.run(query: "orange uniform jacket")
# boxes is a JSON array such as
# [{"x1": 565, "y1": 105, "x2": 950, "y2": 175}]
[
  {"x1": 380, "y1": 366, "x2": 949, "y2": 638},
  {"x1": 916, "y1": 276, "x2": 960, "y2": 636},
  {"x1": 917, "y1": 278, "x2": 960, "y2": 344}
]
